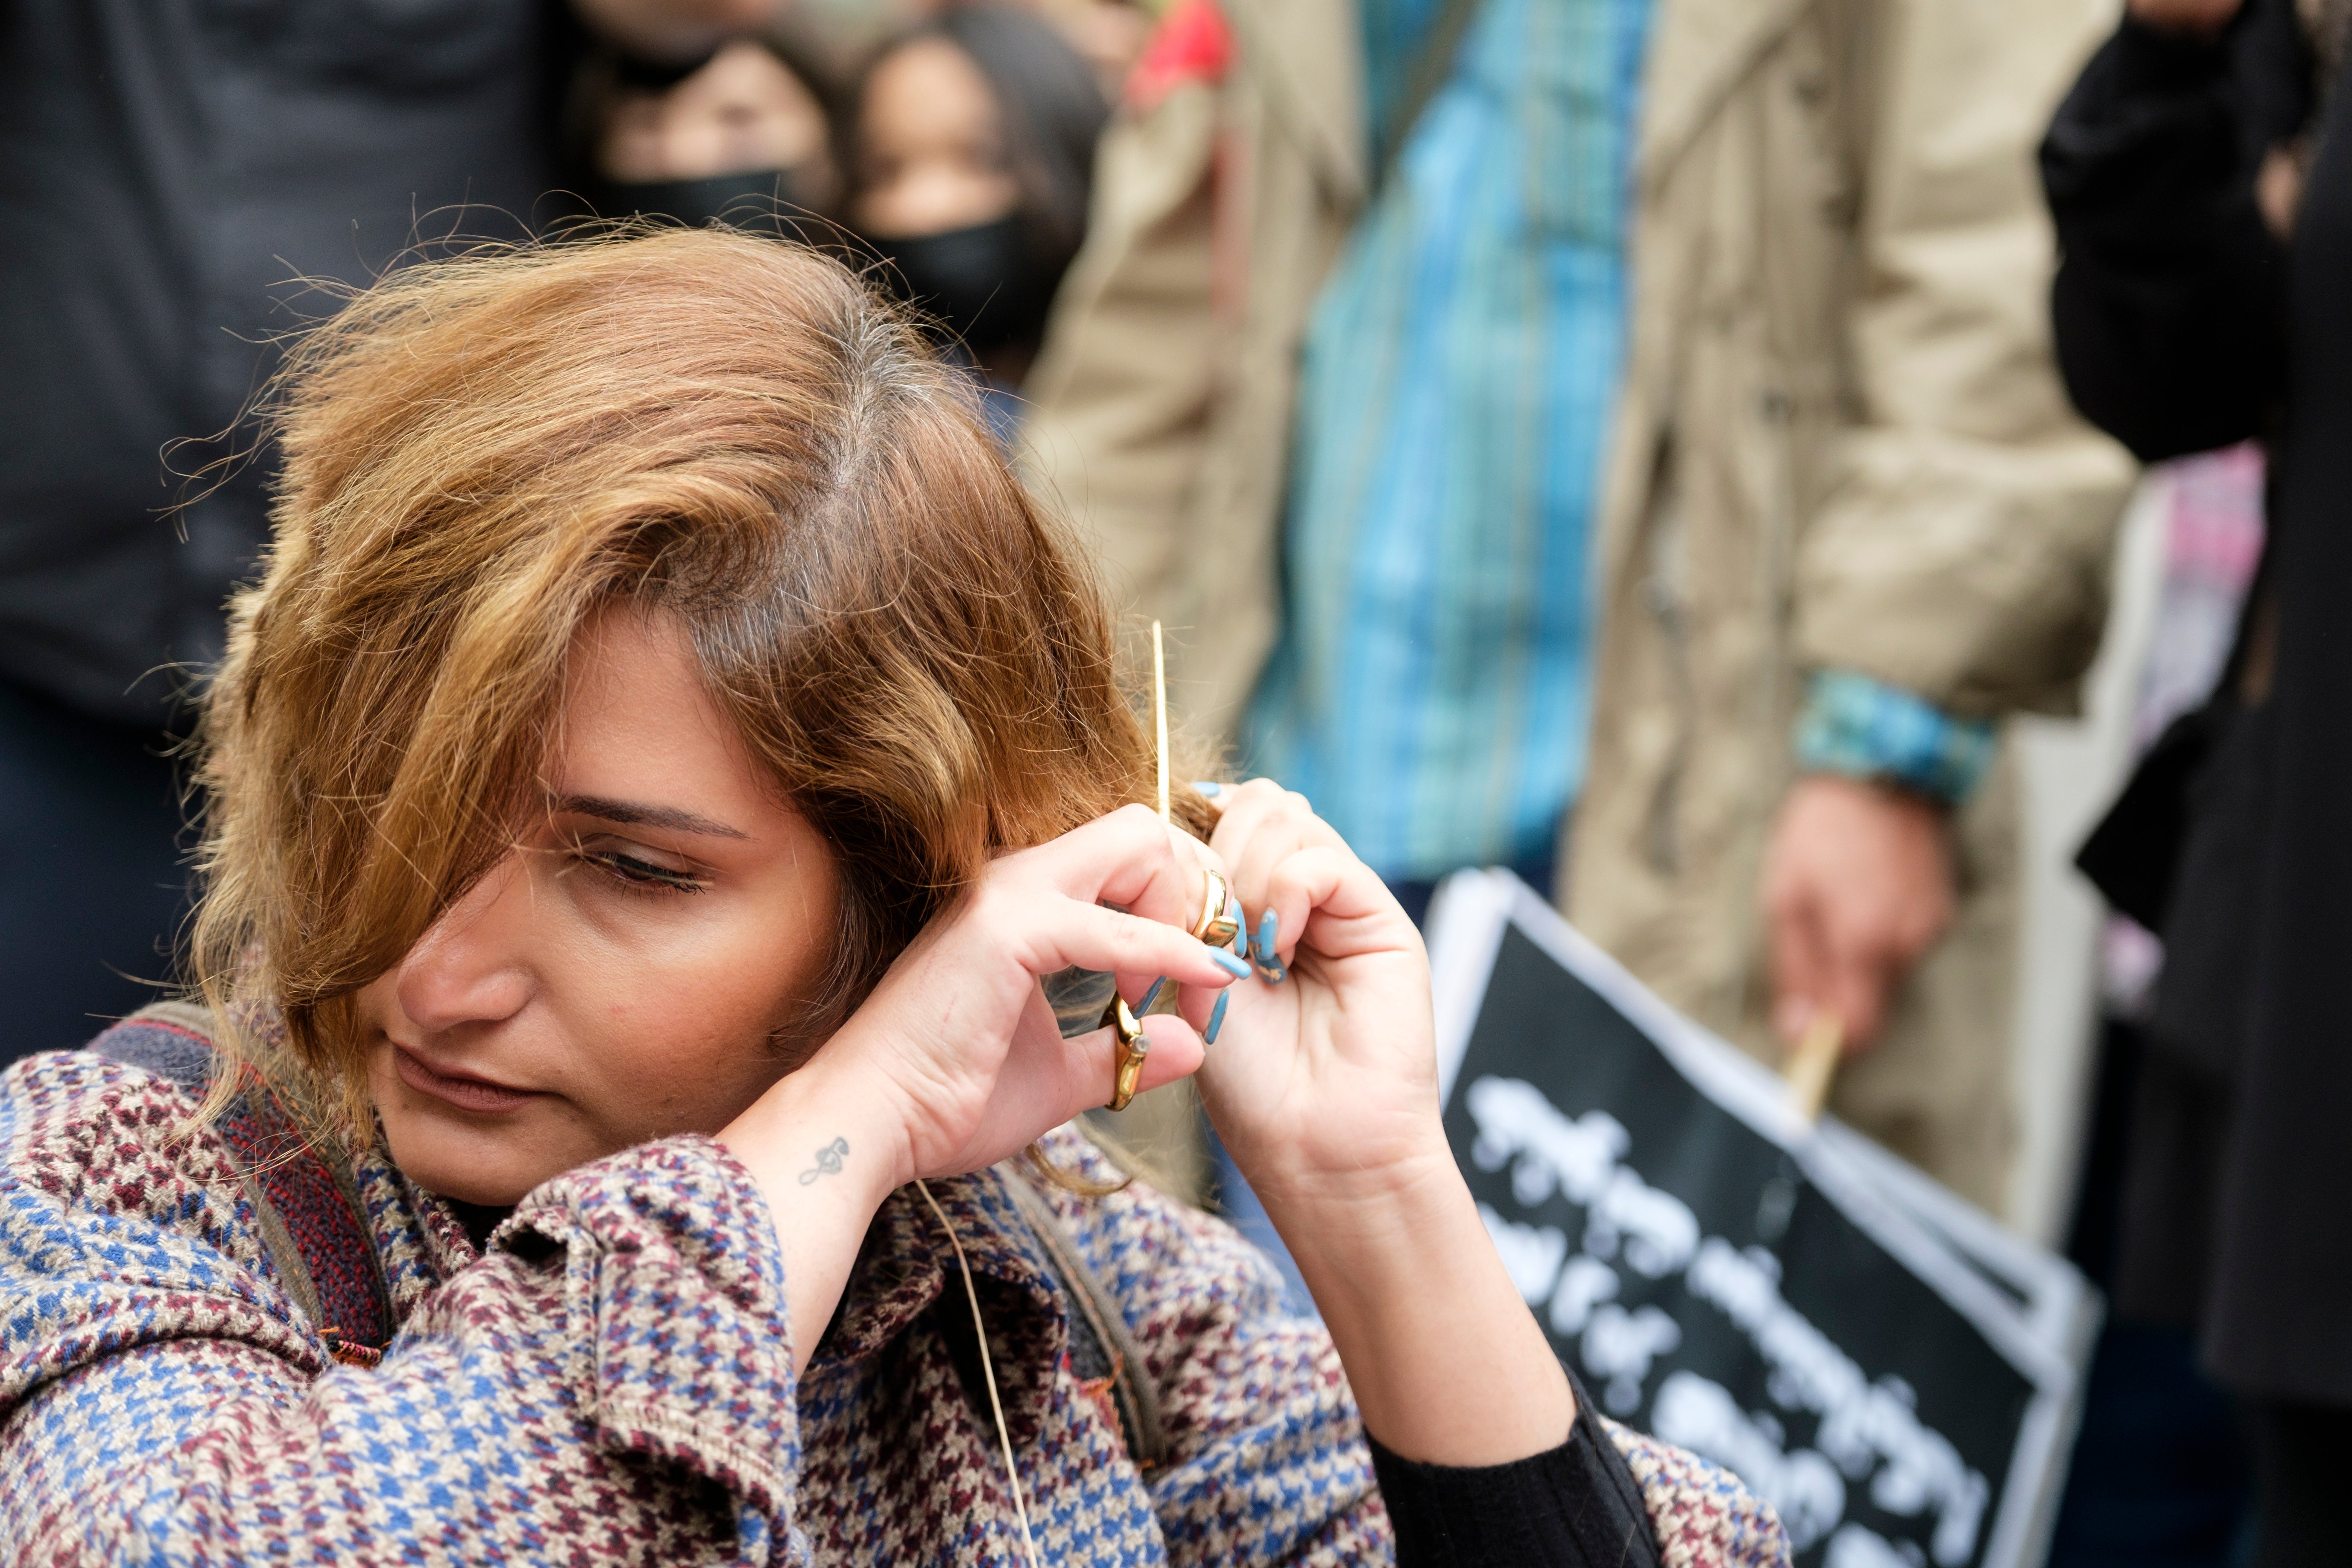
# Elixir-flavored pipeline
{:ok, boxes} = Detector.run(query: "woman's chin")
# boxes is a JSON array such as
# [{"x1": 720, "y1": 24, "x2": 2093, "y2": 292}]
[{"x1": 378, "y1": 1110, "x2": 579, "y2": 1208}]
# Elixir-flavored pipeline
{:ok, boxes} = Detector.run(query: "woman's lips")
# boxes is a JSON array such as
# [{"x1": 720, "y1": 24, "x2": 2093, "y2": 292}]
[{"x1": 392, "y1": 1044, "x2": 542, "y2": 1114}]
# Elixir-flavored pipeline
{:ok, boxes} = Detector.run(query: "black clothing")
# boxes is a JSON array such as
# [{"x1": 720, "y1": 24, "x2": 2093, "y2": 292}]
[
  {"x1": 0, "y1": 680, "x2": 191, "y2": 1057},
  {"x1": 0, "y1": 0, "x2": 592, "y2": 1067},
  {"x1": 2042, "y1": 6, "x2": 2308, "y2": 462},
  {"x1": 2045, "y1": 1318, "x2": 2252, "y2": 1568},
  {"x1": 0, "y1": 0, "x2": 581, "y2": 725},
  {"x1": 1369, "y1": 1371, "x2": 1661, "y2": 1568},
  {"x1": 2242, "y1": 1398, "x2": 2352, "y2": 1568},
  {"x1": 2043, "y1": 2, "x2": 2352, "y2": 1406}
]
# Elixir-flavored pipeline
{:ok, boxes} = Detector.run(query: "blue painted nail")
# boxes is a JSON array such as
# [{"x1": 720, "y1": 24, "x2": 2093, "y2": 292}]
[
  {"x1": 1209, "y1": 949, "x2": 1250, "y2": 980},
  {"x1": 1254, "y1": 911, "x2": 1286, "y2": 983},
  {"x1": 1192, "y1": 779, "x2": 1223, "y2": 797},
  {"x1": 1138, "y1": 977, "x2": 1167, "y2": 1014},
  {"x1": 1205, "y1": 989, "x2": 1230, "y2": 1045}
]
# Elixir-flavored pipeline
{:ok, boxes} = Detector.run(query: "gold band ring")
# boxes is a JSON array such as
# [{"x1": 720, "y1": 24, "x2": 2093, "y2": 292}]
[
  {"x1": 1190, "y1": 867, "x2": 1243, "y2": 951},
  {"x1": 1103, "y1": 995, "x2": 1149, "y2": 1112}
]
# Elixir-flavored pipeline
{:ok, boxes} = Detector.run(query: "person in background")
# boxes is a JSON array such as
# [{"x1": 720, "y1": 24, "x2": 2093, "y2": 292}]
[
  {"x1": 0, "y1": 227, "x2": 1788, "y2": 1568},
  {"x1": 847, "y1": 4, "x2": 1109, "y2": 445},
  {"x1": 0, "y1": 0, "x2": 782, "y2": 1071},
  {"x1": 2045, "y1": 447, "x2": 2265, "y2": 1568},
  {"x1": 1000, "y1": 0, "x2": 1158, "y2": 101},
  {"x1": 594, "y1": 35, "x2": 842, "y2": 228},
  {"x1": 1023, "y1": 0, "x2": 2134, "y2": 1213},
  {"x1": 2042, "y1": 0, "x2": 2352, "y2": 1561}
]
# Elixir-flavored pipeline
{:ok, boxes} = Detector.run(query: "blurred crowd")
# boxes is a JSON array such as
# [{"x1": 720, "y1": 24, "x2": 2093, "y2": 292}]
[{"x1": 2, "y1": 0, "x2": 2346, "y2": 1562}]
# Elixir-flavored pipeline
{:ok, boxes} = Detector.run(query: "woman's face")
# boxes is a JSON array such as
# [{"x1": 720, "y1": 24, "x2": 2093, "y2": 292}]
[
  {"x1": 356, "y1": 606, "x2": 840, "y2": 1207},
  {"x1": 851, "y1": 36, "x2": 1019, "y2": 237},
  {"x1": 600, "y1": 38, "x2": 831, "y2": 187}
]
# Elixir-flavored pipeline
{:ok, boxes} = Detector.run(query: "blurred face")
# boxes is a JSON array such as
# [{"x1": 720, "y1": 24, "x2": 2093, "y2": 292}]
[
  {"x1": 600, "y1": 39, "x2": 831, "y2": 186},
  {"x1": 852, "y1": 36, "x2": 1020, "y2": 237},
  {"x1": 356, "y1": 605, "x2": 840, "y2": 1205}
]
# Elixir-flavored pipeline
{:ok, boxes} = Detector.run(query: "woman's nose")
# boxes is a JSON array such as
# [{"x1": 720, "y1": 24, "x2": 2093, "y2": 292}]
[{"x1": 393, "y1": 857, "x2": 536, "y2": 1034}]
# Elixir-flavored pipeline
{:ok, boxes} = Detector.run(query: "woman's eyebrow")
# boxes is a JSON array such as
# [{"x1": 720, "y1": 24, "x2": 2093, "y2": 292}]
[{"x1": 549, "y1": 793, "x2": 752, "y2": 840}]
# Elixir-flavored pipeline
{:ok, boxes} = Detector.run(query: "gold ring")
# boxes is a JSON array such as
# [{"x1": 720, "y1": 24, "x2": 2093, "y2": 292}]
[
  {"x1": 1190, "y1": 867, "x2": 1243, "y2": 951},
  {"x1": 1103, "y1": 995, "x2": 1148, "y2": 1111}
]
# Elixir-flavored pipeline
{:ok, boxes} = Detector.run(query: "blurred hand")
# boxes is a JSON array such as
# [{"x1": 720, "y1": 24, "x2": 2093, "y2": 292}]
[
  {"x1": 1763, "y1": 775, "x2": 1954, "y2": 1054},
  {"x1": 2127, "y1": 0, "x2": 2245, "y2": 36}
]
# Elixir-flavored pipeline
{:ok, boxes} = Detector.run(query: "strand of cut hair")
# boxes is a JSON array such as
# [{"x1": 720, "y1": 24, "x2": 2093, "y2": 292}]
[
  {"x1": 1152, "y1": 620, "x2": 1169, "y2": 824},
  {"x1": 914, "y1": 1179, "x2": 1042, "y2": 1568}
]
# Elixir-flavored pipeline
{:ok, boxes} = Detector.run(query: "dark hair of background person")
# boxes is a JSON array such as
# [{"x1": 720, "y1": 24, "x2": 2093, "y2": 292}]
[
  {"x1": 923, "y1": 3, "x2": 1110, "y2": 261},
  {"x1": 568, "y1": 32, "x2": 851, "y2": 236},
  {"x1": 845, "y1": 4, "x2": 1110, "y2": 367}
]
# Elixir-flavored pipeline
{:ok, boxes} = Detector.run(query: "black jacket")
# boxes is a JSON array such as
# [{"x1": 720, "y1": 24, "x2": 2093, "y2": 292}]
[
  {"x1": 0, "y1": 0, "x2": 582, "y2": 725},
  {"x1": 2043, "y1": 0, "x2": 2352, "y2": 1406}
]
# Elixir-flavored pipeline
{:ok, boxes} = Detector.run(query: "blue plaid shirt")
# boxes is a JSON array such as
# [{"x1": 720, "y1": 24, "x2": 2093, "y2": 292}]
[
  {"x1": 1242, "y1": 0, "x2": 1993, "y2": 884},
  {"x1": 1242, "y1": 0, "x2": 1991, "y2": 880},
  {"x1": 1241, "y1": 0, "x2": 1652, "y2": 882},
  {"x1": 1792, "y1": 671, "x2": 1998, "y2": 805}
]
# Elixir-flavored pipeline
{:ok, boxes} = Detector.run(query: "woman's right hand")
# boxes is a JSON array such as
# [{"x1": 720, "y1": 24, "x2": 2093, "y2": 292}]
[
  {"x1": 816, "y1": 803, "x2": 1243, "y2": 1185},
  {"x1": 717, "y1": 804, "x2": 1238, "y2": 1364}
]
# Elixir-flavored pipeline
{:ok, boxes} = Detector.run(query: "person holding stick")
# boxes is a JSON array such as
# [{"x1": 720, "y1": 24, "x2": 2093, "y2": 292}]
[{"x1": 0, "y1": 229, "x2": 1784, "y2": 1568}]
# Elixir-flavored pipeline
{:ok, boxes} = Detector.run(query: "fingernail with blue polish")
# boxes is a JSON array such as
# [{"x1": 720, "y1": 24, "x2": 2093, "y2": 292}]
[
  {"x1": 1209, "y1": 949, "x2": 1251, "y2": 980},
  {"x1": 1192, "y1": 779, "x2": 1223, "y2": 797},
  {"x1": 1255, "y1": 911, "x2": 1286, "y2": 982},
  {"x1": 1138, "y1": 977, "x2": 1167, "y2": 1013},
  {"x1": 1205, "y1": 989, "x2": 1230, "y2": 1045}
]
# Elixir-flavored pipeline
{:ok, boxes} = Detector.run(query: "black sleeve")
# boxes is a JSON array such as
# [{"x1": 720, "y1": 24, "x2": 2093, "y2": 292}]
[
  {"x1": 2039, "y1": 0, "x2": 2308, "y2": 461},
  {"x1": 1368, "y1": 1374, "x2": 1661, "y2": 1568}
]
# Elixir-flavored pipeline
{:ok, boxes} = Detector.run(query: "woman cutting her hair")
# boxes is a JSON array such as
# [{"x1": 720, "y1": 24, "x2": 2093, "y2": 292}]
[{"x1": 0, "y1": 229, "x2": 1783, "y2": 1568}]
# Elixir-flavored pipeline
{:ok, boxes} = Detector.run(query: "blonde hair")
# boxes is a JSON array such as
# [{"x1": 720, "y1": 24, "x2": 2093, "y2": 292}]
[{"x1": 188, "y1": 226, "x2": 1209, "y2": 1139}]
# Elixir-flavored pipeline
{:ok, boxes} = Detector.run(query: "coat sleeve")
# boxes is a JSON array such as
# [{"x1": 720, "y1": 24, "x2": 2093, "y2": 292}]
[
  {"x1": 1028, "y1": 1132, "x2": 1788, "y2": 1568},
  {"x1": 0, "y1": 1055, "x2": 805, "y2": 1566},
  {"x1": 1791, "y1": 0, "x2": 2139, "y2": 718},
  {"x1": 2040, "y1": 1, "x2": 2306, "y2": 462},
  {"x1": 1018, "y1": 67, "x2": 1224, "y2": 628}
]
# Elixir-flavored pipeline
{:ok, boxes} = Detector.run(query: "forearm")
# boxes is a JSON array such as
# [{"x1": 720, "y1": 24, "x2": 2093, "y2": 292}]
[
  {"x1": 718, "y1": 1054, "x2": 909, "y2": 1377},
  {"x1": 1263, "y1": 1141, "x2": 1574, "y2": 1467}
]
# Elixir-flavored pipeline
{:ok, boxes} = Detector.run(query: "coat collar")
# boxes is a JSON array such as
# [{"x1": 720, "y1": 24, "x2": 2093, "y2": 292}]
[
  {"x1": 1230, "y1": 0, "x2": 1369, "y2": 210},
  {"x1": 1637, "y1": 0, "x2": 1817, "y2": 190},
  {"x1": 808, "y1": 1164, "x2": 1075, "y2": 1445}
]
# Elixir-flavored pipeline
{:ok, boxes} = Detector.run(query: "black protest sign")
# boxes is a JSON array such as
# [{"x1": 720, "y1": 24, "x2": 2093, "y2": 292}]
[{"x1": 1428, "y1": 873, "x2": 2096, "y2": 1568}]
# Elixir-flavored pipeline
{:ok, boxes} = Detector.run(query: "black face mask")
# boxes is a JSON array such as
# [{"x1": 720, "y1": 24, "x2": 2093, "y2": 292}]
[
  {"x1": 602, "y1": 168, "x2": 822, "y2": 236},
  {"x1": 866, "y1": 217, "x2": 1054, "y2": 355}
]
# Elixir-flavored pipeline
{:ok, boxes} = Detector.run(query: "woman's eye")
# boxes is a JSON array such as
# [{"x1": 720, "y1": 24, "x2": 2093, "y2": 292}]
[{"x1": 581, "y1": 849, "x2": 709, "y2": 894}]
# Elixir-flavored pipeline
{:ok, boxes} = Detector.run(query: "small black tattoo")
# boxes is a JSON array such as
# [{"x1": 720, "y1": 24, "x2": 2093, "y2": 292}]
[{"x1": 798, "y1": 1136, "x2": 850, "y2": 1185}]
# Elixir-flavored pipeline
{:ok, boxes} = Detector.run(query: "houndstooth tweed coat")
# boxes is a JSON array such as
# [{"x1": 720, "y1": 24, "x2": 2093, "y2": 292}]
[{"x1": 0, "y1": 1040, "x2": 1787, "y2": 1565}]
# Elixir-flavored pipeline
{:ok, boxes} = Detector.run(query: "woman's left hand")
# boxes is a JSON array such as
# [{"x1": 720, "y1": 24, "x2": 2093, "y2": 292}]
[
  {"x1": 1181, "y1": 780, "x2": 1576, "y2": 1468},
  {"x1": 1184, "y1": 781, "x2": 1447, "y2": 1211}
]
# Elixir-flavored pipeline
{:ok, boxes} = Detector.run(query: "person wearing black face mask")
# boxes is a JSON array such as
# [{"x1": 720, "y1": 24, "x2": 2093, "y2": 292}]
[
  {"x1": 594, "y1": 37, "x2": 841, "y2": 238},
  {"x1": 847, "y1": 5, "x2": 1110, "y2": 445}
]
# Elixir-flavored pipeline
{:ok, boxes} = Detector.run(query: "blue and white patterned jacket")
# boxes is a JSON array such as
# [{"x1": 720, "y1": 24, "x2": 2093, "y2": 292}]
[{"x1": 0, "y1": 1033, "x2": 1787, "y2": 1565}]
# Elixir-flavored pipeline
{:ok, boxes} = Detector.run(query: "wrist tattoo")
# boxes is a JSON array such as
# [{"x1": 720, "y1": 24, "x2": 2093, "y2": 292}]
[{"x1": 798, "y1": 1136, "x2": 850, "y2": 1186}]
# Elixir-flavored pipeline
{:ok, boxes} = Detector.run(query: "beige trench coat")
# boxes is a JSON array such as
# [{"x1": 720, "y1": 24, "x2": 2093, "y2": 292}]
[{"x1": 1024, "y1": 0, "x2": 2136, "y2": 1210}]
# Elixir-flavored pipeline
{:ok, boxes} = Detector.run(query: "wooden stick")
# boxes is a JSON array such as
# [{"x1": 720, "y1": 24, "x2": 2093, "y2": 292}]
[
  {"x1": 1784, "y1": 1011, "x2": 1845, "y2": 1123},
  {"x1": 1152, "y1": 619, "x2": 1170, "y2": 824}
]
